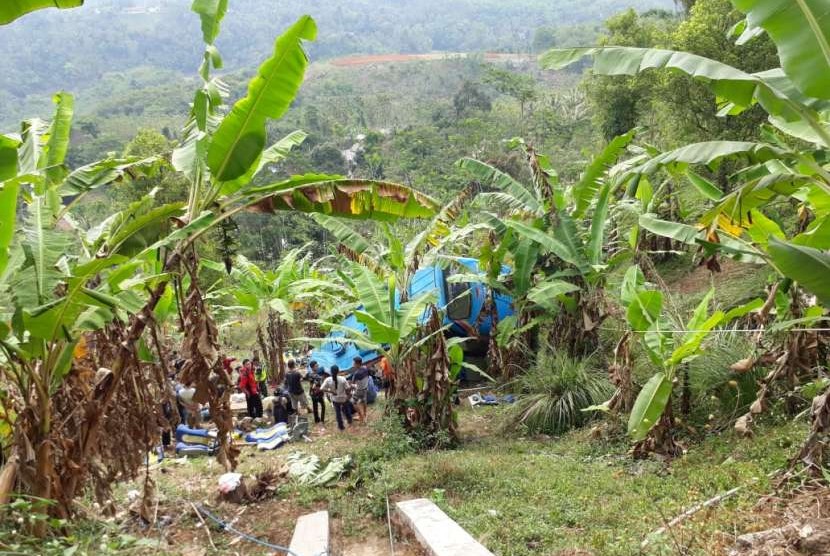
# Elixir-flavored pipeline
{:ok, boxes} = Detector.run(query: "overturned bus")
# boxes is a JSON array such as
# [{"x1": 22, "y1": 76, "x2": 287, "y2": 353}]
[{"x1": 311, "y1": 257, "x2": 513, "y2": 372}]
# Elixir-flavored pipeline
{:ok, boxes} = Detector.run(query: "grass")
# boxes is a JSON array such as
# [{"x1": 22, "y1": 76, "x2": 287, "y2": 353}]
[
  {"x1": 357, "y1": 410, "x2": 804, "y2": 556},
  {"x1": 0, "y1": 403, "x2": 808, "y2": 555}
]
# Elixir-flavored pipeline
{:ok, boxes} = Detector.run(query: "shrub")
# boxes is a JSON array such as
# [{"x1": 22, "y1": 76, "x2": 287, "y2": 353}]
[
  {"x1": 687, "y1": 331, "x2": 763, "y2": 420},
  {"x1": 500, "y1": 343, "x2": 613, "y2": 436}
]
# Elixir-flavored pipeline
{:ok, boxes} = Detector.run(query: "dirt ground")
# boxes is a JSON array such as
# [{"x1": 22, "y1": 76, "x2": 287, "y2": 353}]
[
  {"x1": 115, "y1": 406, "x2": 424, "y2": 555},
  {"x1": 723, "y1": 483, "x2": 830, "y2": 556}
]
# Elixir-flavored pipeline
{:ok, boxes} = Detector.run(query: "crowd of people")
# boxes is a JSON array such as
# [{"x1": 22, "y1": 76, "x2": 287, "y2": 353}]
[
  {"x1": 223, "y1": 354, "x2": 387, "y2": 432},
  {"x1": 160, "y1": 349, "x2": 391, "y2": 452}
]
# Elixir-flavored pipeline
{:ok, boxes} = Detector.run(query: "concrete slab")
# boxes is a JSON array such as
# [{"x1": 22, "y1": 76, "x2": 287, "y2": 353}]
[
  {"x1": 289, "y1": 510, "x2": 329, "y2": 556},
  {"x1": 396, "y1": 498, "x2": 494, "y2": 556}
]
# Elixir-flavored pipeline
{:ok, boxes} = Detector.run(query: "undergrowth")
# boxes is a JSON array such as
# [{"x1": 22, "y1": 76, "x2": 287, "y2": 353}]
[{"x1": 499, "y1": 346, "x2": 613, "y2": 436}]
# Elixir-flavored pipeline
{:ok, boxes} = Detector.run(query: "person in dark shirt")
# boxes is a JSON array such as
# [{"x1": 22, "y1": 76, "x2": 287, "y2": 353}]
[
  {"x1": 284, "y1": 359, "x2": 310, "y2": 414},
  {"x1": 308, "y1": 360, "x2": 326, "y2": 424}
]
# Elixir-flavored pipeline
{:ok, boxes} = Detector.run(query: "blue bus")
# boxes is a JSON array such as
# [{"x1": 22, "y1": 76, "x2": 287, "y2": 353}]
[{"x1": 310, "y1": 257, "x2": 513, "y2": 372}]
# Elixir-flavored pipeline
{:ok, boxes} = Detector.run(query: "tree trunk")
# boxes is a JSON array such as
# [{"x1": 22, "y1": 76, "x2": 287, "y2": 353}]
[
  {"x1": 267, "y1": 311, "x2": 286, "y2": 384},
  {"x1": 256, "y1": 325, "x2": 270, "y2": 378},
  {"x1": 62, "y1": 252, "x2": 180, "y2": 506},
  {"x1": 633, "y1": 396, "x2": 682, "y2": 459}
]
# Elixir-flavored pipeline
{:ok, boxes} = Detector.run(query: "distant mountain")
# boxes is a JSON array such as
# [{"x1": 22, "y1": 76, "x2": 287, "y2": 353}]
[{"x1": 0, "y1": 0, "x2": 674, "y2": 125}]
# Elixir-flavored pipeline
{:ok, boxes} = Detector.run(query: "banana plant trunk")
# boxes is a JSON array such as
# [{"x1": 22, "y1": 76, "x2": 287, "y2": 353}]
[
  {"x1": 267, "y1": 310, "x2": 286, "y2": 384},
  {"x1": 61, "y1": 251, "x2": 182, "y2": 508},
  {"x1": 633, "y1": 397, "x2": 681, "y2": 459},
  {"x1": 32, "y1": 378, "x2": 55, "y2": 536},
  {"x1": 256, "y1": 325, "x2": 271, "y2": 379}
]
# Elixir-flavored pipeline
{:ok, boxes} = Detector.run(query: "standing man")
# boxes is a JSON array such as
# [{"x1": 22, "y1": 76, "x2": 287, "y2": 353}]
[
  {"x1": 322, "y1": 365, "x2": 352, "y2": 431},
  {"x1": 285, "y1": 359, "x2": 310, "y2": 415},
  {"x1": 350, "y1": 356, "x2": 371, "y2": 425},
  {"x1": 253, "y1": 356, "x2": 268, "y2": 397},
  {"x1": 308, "y1": 361, "x2": 326, "y2": 425},
  {"x1": 238, "y1": 359, "x2": 263, "y2": 418}
]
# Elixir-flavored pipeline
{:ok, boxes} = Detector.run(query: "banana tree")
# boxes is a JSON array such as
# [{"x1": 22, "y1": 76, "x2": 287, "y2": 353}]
[
  {"x1": 0, "y1": 4, "x2": 439, "y2": 520},
  {"x1": 542, "y1": 0, "x2": 830, "y2": 467},
  {"x1": 208, "y1": 248, "x2": 347, "y2": 382},
  {"x1": 81, "y1": 5, "x2": 438, "y2": 481},
  {"x1": 311, "y1": 180, "x2": 483, "y2": 294},
  {"x1": 618, "y1": 266, "x2": 757, "y2": 455},
  {"x1": 456, "y1": 132, "x2": 638, "y2": 358},
  {"x1": 0, "y1": 93, "x2": 175, "y2": 525}
]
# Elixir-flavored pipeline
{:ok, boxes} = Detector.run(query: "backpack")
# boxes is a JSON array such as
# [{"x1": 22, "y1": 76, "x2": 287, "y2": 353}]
[{"x1": 367, "y1": 377, "x2": 378, "y2": 404}]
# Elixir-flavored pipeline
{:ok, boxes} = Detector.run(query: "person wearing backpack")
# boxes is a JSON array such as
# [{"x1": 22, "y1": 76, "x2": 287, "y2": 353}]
[
  {"x1": 285, "y1": 359, "x2": 311, "y2": 415},
  {"x1": 308, "y1": 361, "x2": 327, "y2": 425},
  {"x1": 322, "y1": 365, "x2": 352, "y2": 431}
]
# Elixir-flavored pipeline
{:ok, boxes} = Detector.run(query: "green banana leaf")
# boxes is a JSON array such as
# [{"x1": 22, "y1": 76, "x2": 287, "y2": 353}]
[
  {"x1": 540, "y1": 47, "x2": 830, "y2": 144},
  {"x1": 511, "y1": 239, "x2": 540, "y2": 297},
  {"x1": 572, "y1": 128, "x2": 636, "y2": 218},
  {"x1": 41, "y1": 92, "x2": 74, "y2": 186},
  {"x1": 191, "y1": 0, "x2": 228, "y2": 45},
  {"x1": 527, "y1": 279, "x2": 580, "y2": 312},
  {"x1": 218, "y1": 130, "x2": 307, "y2": 196},
  {"x1": 503, "y1": 219, "x2": 589, "y2": 272},
  {"x1": 351, "y1": 263, "x2": 391, "y2": 325},
  {"x1": 732, "y1": 0, "x2": 830, "y2": 99},
  {"x1": 628, "y1": 372, "x2": 672, "y2": 441},
  {"x1": 207, "y1": 15, "x2": 316, "y2": 182},
  {"x1": 311, "y1": 213, "x2": 369, "y2": 255},
  {"x1": 457, "y1": 157, "x2": 541, "y2": 215},
  {"x1": 0, "y1": 180, "x2": 20, "y2": 277},
  {"x1": 767, "y1": 236, "x2": 830, "y2": 306},
  {"x1": 0, "y1": 0, "x2": 82, "y2": 25}
]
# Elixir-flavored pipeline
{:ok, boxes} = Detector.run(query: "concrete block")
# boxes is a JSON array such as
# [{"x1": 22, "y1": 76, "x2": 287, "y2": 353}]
[
  {"x1": 289, "y1": 510, "x2": 329, "y2": 556},
  {"x1": 396, "y1": 498, "x2": 493, "y2": 556}
]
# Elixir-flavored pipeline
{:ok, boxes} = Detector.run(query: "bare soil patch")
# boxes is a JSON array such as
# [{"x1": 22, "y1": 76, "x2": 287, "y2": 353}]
[{"x1": 723, "y1": 484, "x2": 830, "y2": 555}]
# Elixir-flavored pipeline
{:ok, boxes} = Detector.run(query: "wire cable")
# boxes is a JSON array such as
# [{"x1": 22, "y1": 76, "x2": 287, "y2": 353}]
[{"x1": 194, "y1": 503, "x2": 328, "y2": 556}]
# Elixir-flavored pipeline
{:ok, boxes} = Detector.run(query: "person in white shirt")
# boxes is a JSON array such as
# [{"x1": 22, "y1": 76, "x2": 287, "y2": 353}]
[{"x1": 321, "y1": 365, "x2": 353, "y2": 431}]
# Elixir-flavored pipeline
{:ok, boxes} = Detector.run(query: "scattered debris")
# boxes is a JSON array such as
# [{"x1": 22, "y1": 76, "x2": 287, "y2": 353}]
[
  {"x1": 285, "y1": 451, "x2": 352, "y2": 486},
  {"x1": 217, "y1": 472, "x2": 248, "y2": 504},
  {"x1": 468, "y1": 393, "x2": 515, "y2": 407},
  {"x1": 217, "y1": 469, "x2": 286, "y2": 504}
]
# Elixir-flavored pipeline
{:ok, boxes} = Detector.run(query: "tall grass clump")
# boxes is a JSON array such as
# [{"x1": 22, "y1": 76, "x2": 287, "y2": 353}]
[{"x1": 500, "y1": 342, "x2": 613, "y2": 436}]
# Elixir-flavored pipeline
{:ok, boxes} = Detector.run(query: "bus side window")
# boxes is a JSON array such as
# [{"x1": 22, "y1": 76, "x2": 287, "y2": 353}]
[{"x1": 446, "y1": 282, "x2": 472, "y2": 320}]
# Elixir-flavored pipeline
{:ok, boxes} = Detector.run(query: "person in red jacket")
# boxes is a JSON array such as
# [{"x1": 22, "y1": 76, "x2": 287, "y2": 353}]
[{"x1": 238, "y1": 359, "x2": 263, "y2": 418}]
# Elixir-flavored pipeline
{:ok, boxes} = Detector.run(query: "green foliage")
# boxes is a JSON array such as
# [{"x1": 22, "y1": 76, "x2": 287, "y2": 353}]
[
  {"x1": 767, "y1": 237, "x2": 830, "y2": 306},
  {"x1": 0, "y1": 0, "x2": 82, "y2": 25},
  {"x1": 452, "y1": 81, "x2": 492, "y2": 118},
  {"x1": 208, "y1": 16, "x2": 316, "y2": 183},
  {"x1": 501, "y1": 347, "x2": 613, "y2": 435},
  {"x1": 732, "y1": 0, "x2": 830, "y2": 99}
]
